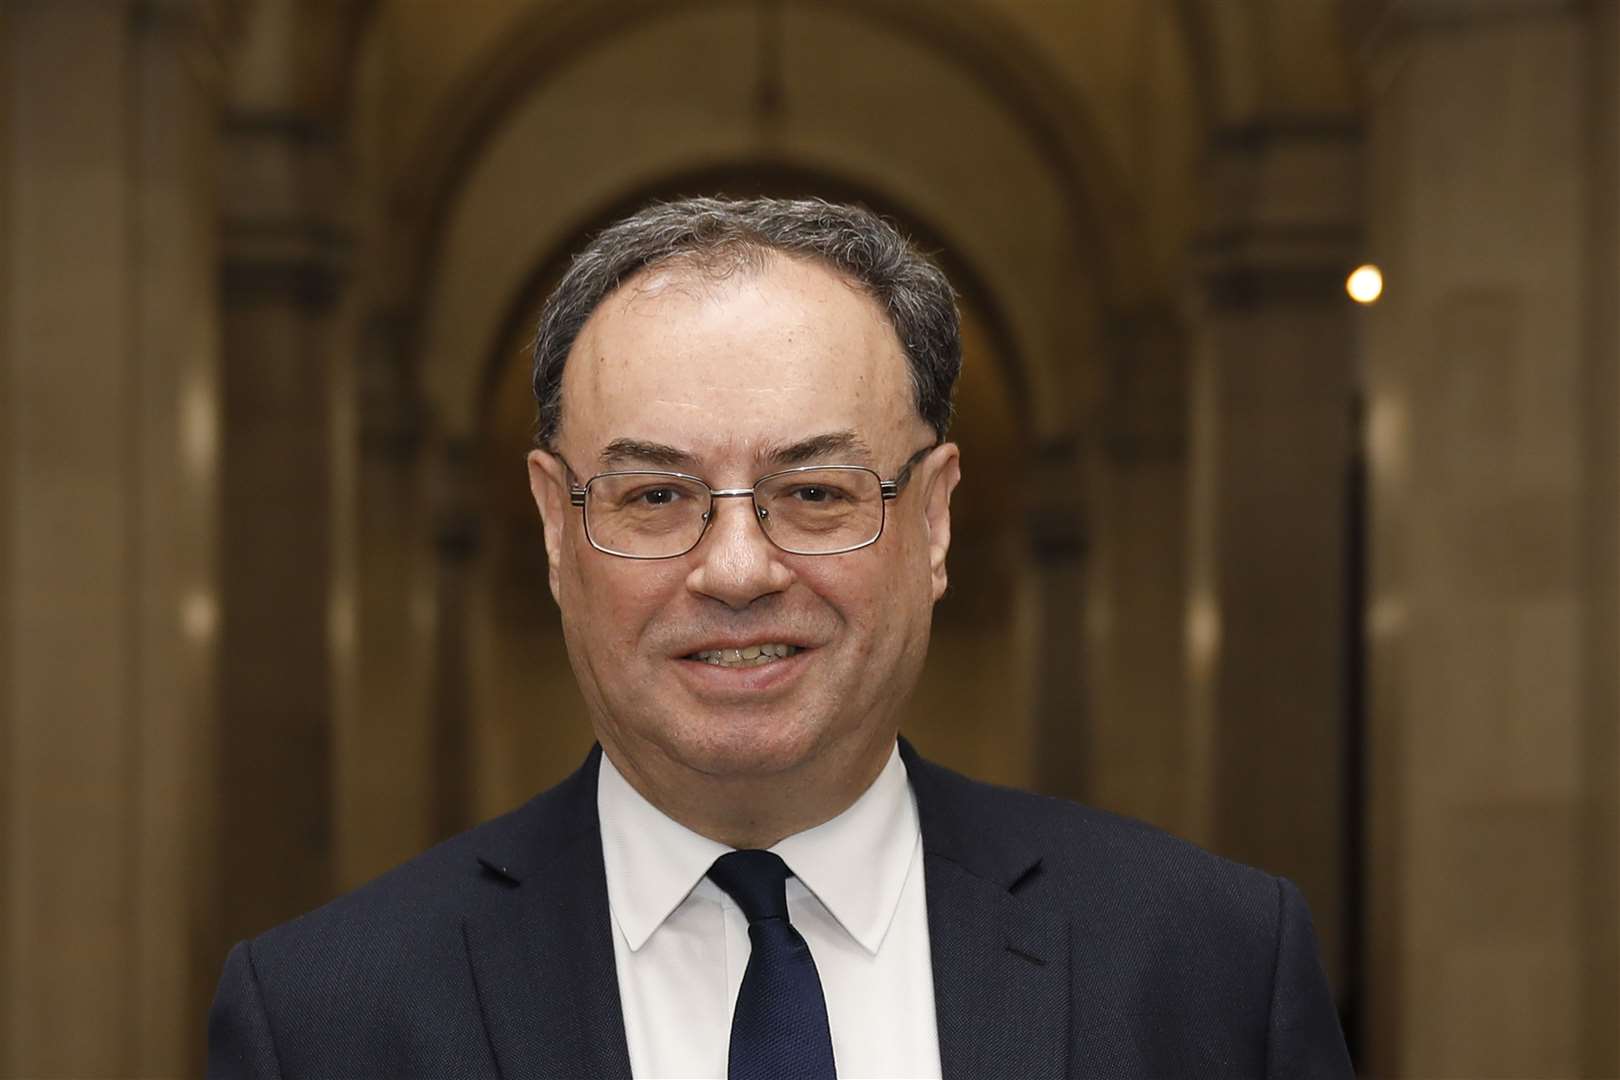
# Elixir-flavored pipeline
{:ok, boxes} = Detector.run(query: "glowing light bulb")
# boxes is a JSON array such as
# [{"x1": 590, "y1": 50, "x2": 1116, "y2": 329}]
[{"x1": 1347, "y1": 264, "x2": 1384, "y2": 305}]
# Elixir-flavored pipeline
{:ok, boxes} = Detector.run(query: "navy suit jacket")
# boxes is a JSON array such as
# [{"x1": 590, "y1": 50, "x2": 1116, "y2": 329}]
[{"x1": 209, "y1": 742, "x2": 1354, "y2": 1078}]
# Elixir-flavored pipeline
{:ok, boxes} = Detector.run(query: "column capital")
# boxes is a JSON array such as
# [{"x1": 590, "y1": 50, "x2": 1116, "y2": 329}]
[
  {"x1": 219, "y1": 113, "x2": 349, "y2": 307},
  {"x1": 1194, "y1": 118, "x2": 1363, "y2": 309}
]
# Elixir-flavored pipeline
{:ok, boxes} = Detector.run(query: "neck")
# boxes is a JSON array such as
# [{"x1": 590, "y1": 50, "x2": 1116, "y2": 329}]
[{"x1": 599, "y1": 732, "x2": 896, "y2": 849}]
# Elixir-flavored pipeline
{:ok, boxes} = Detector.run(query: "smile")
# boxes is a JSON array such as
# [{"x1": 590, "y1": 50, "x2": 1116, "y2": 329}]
[{"x1": 686, "y1": 643, "x2": 801, "y2": 668}]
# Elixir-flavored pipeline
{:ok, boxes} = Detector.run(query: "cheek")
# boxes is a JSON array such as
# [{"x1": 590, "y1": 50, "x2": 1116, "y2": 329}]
[
  {"x1": 804, "y1": 554, "x2": 918, "y2": 644},
  {"x1": 879, "y1": 514, "x2": 936, "y2": 597},
  {"x1": 563, "y1": 549, "x2": 682, "y2": 649}
]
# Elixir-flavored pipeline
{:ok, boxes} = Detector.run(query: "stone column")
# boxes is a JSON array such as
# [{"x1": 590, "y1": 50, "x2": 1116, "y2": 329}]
[
  {"x1": 214, "y1": 68, "x2": 349, "y2": 951},
  {"x1": 1027, "y1": 444, "x2": 1091, "y2": 801},
  {"x1": 1359, "y1": 1, "x2": 1610, "y2": 1074},
  {"x1": 430, "y1": 442, "x2": 480, "y2": 838},
  {"x1": 1187, "y1": 120, "x2": 1361, "y2": 999},
  {"x1": 333, "y1": 311, "x2": 439, "y2": 892},
  {"x1": 1, "y1": 2, "x2": 221, "y2": 1075},
  {"x1": 1085, "y1": 310, "x2": 1192, "y2": 835},
  {"x1": 1586, "y1": 2, "x2": 1620, "y2": 1067}
]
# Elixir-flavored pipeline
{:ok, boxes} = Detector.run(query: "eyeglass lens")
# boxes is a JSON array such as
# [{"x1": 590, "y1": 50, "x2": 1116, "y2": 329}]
[{"x1": 584, "y1": 468, "x2": 885, "y2": 557}]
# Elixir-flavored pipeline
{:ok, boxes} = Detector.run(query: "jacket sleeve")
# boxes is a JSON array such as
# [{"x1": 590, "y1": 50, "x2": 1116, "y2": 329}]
[
  {"x1": 208, "y1": 940, "x2": 285, "y2": 1080},
  {"x1": 1266, "y1": 877, "x2": 1356, "y2": 1079}
]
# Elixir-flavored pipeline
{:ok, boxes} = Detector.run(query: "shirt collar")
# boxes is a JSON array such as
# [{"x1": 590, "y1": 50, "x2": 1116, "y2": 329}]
[
  {"x1": 597, "y1": 743, "x2": 919, "y2": 957},
  {"x1": 771, "y1": 744, "x2": 918, "y2": 955}
]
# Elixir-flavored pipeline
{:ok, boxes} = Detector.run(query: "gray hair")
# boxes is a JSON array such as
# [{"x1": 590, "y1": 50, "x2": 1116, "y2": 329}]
[{"x1": 531, "y1": 196, "x2": 961, "y2": 447}]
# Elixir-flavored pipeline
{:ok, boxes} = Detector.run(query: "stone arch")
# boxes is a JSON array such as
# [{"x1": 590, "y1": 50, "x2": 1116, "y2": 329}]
[
  {"x1": 383, "y1": 0, "x2": 1150, "y2": 449},
  {"x1": 388, "y1": 0, "x2": 1143, "y2": 301}
]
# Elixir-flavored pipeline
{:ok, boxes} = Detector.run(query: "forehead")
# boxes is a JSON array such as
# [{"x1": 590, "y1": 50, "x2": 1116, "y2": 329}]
[{"x1": 558, "y1": 254, "x2": 923, "y2": 465}]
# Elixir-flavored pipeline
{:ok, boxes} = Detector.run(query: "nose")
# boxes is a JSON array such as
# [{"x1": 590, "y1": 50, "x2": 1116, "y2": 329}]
[{"x1": 684, "y1": 495, "x2": 793, "y2": 609}]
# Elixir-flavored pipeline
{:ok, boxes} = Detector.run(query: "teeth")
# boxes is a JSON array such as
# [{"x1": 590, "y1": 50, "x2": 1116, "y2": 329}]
[{"x1": 691, "y1": 643, "x2": 800, "y2": 667}]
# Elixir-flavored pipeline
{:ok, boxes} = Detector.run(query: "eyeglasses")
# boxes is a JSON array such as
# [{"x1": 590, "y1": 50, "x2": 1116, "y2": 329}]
[{"x1": 563, "y1": 444, "x2": 937, "y2": 559}]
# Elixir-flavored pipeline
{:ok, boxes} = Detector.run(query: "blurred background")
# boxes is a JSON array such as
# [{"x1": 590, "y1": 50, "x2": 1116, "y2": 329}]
[{"x1": 2, "y1": 0, "x2": 1617, "y2": 1076}]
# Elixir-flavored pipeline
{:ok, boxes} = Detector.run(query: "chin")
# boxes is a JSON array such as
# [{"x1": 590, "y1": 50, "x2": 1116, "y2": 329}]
[{"x1": 665, "y1": 716, "x2": 838, "y2": 780}]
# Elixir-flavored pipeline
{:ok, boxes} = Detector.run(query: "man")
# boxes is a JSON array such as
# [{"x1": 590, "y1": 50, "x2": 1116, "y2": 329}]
[{"x1": 209, "y1": 197, "x2": 1354, "y2": 1078}]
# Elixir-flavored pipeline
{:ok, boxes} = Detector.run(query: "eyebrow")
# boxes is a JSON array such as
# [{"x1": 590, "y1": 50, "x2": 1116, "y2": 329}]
[
  {"x1": 594, "y1": 430, "x2": 872, "y2": 471},
  {"x1": 598, "y1": 438, "x2": 695, "y2": 469},
  {"x1": 761, "y1": 431, "x2": 872, "y2": 468}
]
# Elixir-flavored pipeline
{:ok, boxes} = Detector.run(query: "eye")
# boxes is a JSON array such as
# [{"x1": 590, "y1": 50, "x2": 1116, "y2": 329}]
[
  {"x1": 611, "y1": 483, "x2": 689, "y2": 510},
  {"x1": 787, "y1": 483, "x2": 852, "y2": 504},
  {"x1": 634, "y1": 486, "x2": 682, "y2": 506}
]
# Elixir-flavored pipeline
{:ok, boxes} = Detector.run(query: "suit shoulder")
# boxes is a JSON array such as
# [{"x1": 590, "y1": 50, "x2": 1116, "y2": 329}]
[
  {"x1": 909, "y1": 750, "x2": 1285, "y2": 924},
  {"x1": 245, "y1": 762, "x2": 595, "y2": 970}
]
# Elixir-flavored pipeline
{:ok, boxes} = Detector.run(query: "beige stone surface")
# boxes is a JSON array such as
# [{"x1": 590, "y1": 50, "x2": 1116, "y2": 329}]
[
  {"x1": 5, "y1": 5, "x2": 138, "y2": 1072},
  {"x1": 1361, "y1": 4, "x2": 1606, "y2": 1073},
  {"x1": 2, "y1": 2, "x2": 221, "y2": 1075},
  {"x1": 5, "y1": 1, "x2": 1619, "y2": 1076}
]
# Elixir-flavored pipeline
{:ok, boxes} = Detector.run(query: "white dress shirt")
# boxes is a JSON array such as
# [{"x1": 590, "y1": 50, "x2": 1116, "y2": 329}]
[{"x1": 598, "y1": 744, "x2": 942, "y2": 1080}]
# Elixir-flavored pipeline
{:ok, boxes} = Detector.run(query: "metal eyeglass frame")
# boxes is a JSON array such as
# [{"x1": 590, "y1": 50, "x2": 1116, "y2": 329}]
[{"x1": 562, "y1": 443, "x2": 938, "y2": 560}]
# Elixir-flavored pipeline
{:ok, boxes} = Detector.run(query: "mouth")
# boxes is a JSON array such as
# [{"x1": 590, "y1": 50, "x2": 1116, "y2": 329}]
[{"x1": 682, "y1": 643, "x2": 803, "y2": 669}]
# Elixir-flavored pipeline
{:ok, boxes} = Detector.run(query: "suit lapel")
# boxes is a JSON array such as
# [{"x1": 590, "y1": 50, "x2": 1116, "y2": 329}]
[
  {"x1": 903, "y1": 741, "x2": 1072, "y2": 1080},
  {"x1": 462, "y1": 748, "x2": 633, "y2": 1080},
  {"x1": 456, "y1": 740, "x2": 1082, "y2": 1078}
]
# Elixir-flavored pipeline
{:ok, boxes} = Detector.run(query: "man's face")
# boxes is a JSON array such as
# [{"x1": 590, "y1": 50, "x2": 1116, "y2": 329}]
[{"x1": 527, "y1": 253, "x2": 960, "y2": 790}]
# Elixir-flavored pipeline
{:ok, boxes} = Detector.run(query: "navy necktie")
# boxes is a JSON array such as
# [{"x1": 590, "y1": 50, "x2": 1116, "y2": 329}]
[{"x1": 707, "y1": 850, "x2": 838, "y2": 1080}]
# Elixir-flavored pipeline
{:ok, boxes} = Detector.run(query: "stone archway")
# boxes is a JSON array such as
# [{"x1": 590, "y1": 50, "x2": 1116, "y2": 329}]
[{"x1": 404, "y1": 1, "x2": 1118, "y2": 447}]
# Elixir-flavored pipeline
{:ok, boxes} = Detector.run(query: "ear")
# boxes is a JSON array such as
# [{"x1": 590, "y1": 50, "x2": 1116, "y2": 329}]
[
  {"x1": 527, "y1": 448, "x2": 570, "y2": 603},
  {"x1": 921, "y1": 443, "x2": 962, "y2": 602}
]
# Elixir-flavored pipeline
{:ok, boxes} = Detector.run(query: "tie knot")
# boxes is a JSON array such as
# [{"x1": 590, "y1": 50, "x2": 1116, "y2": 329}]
[{"x1": 707, "y1": 849, "x2": 793, "y2": 923}]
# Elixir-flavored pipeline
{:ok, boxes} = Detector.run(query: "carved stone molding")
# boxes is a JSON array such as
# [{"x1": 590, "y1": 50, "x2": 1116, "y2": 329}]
[
  {"x1": 219, "y1": 113, "x2": 349, "y2": 308},
  {"x1": 1194, "y1": 118, "x2": 1363, "y2": 311}
]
